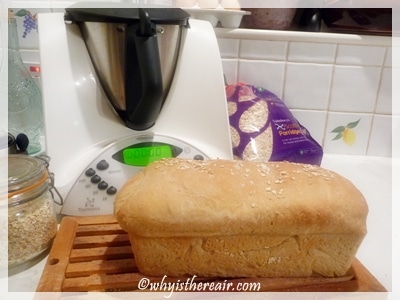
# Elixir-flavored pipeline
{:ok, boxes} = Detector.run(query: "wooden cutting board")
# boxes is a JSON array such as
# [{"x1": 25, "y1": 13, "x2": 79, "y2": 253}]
[{"x1": 36, "y1": 215, "x2": 387, "y2": 292}]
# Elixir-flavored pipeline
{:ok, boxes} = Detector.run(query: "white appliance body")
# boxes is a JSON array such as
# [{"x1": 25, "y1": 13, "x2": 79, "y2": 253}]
[{"x1": 38, "y1": 12, "x2": 232, "y2": 216}]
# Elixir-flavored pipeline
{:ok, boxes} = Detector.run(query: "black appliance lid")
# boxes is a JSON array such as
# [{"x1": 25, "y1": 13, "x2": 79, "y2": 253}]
[{"x1": 64, "y1": 7, "x2": 190, "y2": 26}]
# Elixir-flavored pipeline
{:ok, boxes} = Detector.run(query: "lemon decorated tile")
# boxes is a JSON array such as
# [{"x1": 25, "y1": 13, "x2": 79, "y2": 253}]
[
  {"x1": 323, "y1": 112, "x2": 373, "y2": 155},
  {"x1": 331, "y1": 119, "x2": 360, "y2": 146}
]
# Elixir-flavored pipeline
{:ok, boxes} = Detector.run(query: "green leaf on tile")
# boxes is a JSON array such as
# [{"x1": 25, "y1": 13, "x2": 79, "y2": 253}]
[
  {"x1": 331, "y1": 126, "x2": 345, "y2": 133},
  {"x1": 347, "y1": 119, "x2": 361, "y2": 129},
  {"x1": 14, "y1": 9, "x2": 28, "y2": 17},
  {"x1": 332, "y1": 132, "x2": 343, "y2": 140}
]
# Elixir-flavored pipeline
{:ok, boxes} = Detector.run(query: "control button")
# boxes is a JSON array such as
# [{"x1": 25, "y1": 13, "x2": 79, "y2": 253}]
[
  {"x1": 98, "y1": 181, "x2": 109, "y2": 190},
  {"x1": 85, "y1": 168, "x2": 96, "y2": 177},
  {"x1": 96, "y1": 160, "x2": 109, "y2": 170},
  {"x1": 107, "y1": 186, "x2": 117, "y2": 195},
  {"x1": 193, "y1": 155, "x2": 204, "y2": 160},
  {"x1": 91, "y1": 175, "x2": 101, "y2": 184}
]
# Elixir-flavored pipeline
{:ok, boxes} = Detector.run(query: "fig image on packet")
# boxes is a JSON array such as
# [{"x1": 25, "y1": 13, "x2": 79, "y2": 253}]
[{"x1": 226, "y1": 83, "x2": 323, "y2": 166}]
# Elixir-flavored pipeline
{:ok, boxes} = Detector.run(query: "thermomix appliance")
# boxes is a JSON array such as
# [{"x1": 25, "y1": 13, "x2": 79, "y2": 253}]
[{"x1": 38, "y1": 7, "x2": 233, "y2": 216}]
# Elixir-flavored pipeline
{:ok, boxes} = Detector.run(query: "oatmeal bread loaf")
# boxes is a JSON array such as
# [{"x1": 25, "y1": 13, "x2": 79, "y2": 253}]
[{"x1": 114, "y1": 158, "x2": 368, "y2": 278}]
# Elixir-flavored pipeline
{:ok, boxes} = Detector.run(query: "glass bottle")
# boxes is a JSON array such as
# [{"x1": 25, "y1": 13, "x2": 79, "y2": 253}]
[{"x1": 8, "y1": 11, "x2": 43, "y2": 155}]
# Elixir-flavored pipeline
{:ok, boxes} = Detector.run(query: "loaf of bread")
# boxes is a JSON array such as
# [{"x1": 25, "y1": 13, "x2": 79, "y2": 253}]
[{"x1": 114, "y1": 158, "x2": 368, "y2": 278}]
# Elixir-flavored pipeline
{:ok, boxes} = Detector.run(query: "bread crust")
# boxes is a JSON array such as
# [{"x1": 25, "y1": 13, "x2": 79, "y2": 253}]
[
  {"x1": 115, "y1": 159, "x2": 367, "y2": 237},
  {"x1": 130, "y1": 233, "x2": 364, "y2": 277},
  {"x1": 114, "y1": 158, "x2": 368, "y2": 277}
]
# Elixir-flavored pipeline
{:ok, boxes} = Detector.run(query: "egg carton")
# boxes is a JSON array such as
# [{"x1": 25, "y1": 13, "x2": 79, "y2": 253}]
[{"x1": 183, "y1": 6, "x2": 250, "y2": 28}]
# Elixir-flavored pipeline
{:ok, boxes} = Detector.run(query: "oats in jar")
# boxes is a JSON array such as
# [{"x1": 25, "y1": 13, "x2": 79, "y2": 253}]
[{"x1": 7, "y1": 155, "x2": 58, "y2": 268}]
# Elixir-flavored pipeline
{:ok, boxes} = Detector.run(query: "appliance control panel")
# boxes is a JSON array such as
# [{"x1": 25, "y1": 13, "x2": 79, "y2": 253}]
[{"x1": 60, "y1": 134, "x2": 208, "y2": 216}]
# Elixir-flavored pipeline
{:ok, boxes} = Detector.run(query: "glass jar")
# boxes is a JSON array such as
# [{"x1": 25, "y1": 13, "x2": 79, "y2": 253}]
[{"x1": 8, "y1": 155, "x2": 58, "y2": 268}]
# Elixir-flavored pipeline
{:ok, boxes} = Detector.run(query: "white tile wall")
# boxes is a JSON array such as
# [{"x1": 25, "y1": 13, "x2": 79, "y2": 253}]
[
  {"x1": 240, "y1": 39, "x2": 288, "y2": 61},
  {"x1": 237, "y1": 60, "x2": 285, "y2": 97},
  {"x1": 284, "y1": 62, "x2": 332, "y2": 110},
  {"x1": 288, "y1": 42, "x2": 336, "y2": 64},
  {"x1": 336, "y1": 44, "x2": 386, "y2": 66},
  {"x1": 10, "y1": 6, "x2": 393, "y2": 158},
  {"x1": 290, "y1": 109, "x2": 326, "y2": 146},
  {"x1": 216, "y1": 29, "x2": 393, "y2": 158},
  {"x1": 376, "y1": 67, "x2": 393, "y2": 114},
  {"x1": 329, "y1": 65, "x2": 381, "y2": 113}
]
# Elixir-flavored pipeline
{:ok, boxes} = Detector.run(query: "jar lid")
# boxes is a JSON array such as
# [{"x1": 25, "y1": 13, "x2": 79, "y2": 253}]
[{"x1": 8, "y1": 155, "x2": 49, "y2": 205}]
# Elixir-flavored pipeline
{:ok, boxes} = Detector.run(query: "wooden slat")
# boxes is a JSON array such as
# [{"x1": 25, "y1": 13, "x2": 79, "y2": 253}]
[
  {"x1": 62, "y1": 272, "x2": 216, "y2": 292},
  {"x1": 36, "y1": 215, "x2": 387, "y2": 293},
  {"x1": 35, "y1": 217, "x2": 79, "y2": 292},
  {"x1": 206, "y1": 274, "x2": 355, "y2": 292},
  {"x1": 76, "y1": 223, "x2": 125, "y2": 236},
  {"x1": 70, "y1": 245, "x2": 133, "y2": 263},
  {"x1": 73, "y1": 233, "x2": 130, "y2": 249},
  {"x1": 62, "y1": 271, "x2": 355, "y2": 293},
  {"x1": 70, "y1": 214, "x2": 118, "y2": 225},
  {"x1": 63, "y1": 273, "x2": 142, "y2": 292},
  {"x1": 65, "y1": 258, "x2": 137, "y2": 277}
]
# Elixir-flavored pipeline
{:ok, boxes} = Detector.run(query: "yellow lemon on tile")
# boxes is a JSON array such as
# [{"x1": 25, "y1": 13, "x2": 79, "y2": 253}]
[{"x1": 343, "y1": 127, "x2": 356, "y2": 146}]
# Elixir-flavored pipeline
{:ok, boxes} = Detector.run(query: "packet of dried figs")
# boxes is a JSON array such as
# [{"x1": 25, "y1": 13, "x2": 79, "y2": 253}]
[{"x1": 226, "y1": 83, "x2": 323, "y2": 165}]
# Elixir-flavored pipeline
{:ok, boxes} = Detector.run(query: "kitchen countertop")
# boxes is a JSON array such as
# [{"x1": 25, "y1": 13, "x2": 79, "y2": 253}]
[{"x1": 6, "y1": 154, "x2": 394, "y2": 295}]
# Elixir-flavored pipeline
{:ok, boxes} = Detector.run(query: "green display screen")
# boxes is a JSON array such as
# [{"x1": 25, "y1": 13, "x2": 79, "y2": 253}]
[{"x1": 122, "y1": 145, "x2": 173, "y2": 166}]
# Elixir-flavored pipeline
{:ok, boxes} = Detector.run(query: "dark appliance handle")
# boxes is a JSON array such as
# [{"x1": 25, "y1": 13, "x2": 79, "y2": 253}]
[
  {"x1": 124, "y1": 8, "x2": 164, "y2": 131},
  {"x1": 298, "y1": 8, "x2": 321, "y2": 32}
]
